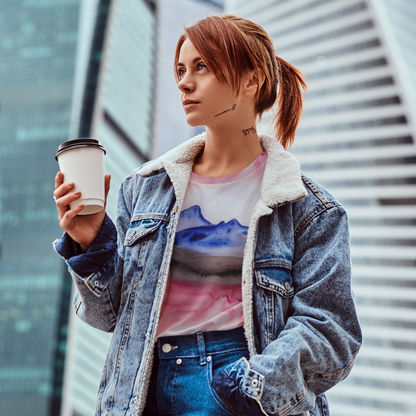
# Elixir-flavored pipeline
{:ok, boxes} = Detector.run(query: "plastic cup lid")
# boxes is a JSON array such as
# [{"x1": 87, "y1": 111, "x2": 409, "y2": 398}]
[{"x1": 55, "y1": 138, "x2": 106, "y2": 160}]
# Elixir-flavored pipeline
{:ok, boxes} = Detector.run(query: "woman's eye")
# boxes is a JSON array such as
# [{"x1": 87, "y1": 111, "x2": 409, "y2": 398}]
[
  {"x1": 198, "y1": 63, "x2": 207, "y2": 71},
  {"x1": 177, "y1": 69, "x2": 185, "y2": 79}
]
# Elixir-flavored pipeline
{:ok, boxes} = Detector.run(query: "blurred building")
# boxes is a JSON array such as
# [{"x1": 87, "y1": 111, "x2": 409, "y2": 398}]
[
  {"x1": 227, "y1": 0, "x2": 416, "y2": 415},
  {"x1": 62, "y1": 0, "x2": 157, "y2": 415},
  {"x1": 153, "y1": 0, "x2": 224, "y2": 158},
  {"x1": 0, "y1": 0, "x2": 156, "y2": 415}
]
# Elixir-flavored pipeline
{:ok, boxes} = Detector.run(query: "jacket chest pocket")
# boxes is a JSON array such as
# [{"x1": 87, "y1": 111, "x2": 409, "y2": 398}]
[
  {"x1": 253, "y1": 262, "x2": 294, "y2": 346},
  {"x1": 122, "y1": 218, "x2": 166, "y2": 295}
]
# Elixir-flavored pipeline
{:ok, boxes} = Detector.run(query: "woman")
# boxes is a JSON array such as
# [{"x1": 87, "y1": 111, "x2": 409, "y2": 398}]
[{"x1": 53, "y1": 15, "x2": 361, "y2": 416}]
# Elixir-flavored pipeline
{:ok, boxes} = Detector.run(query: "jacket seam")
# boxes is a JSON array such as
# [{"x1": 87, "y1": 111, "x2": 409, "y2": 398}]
[
  {"x1": 105, "y1": 290, "x2": 118, "y2": 331},
  {"x1": 108, "y1": 280, "x2": 139, "y2": 413},
  {"x1": 124, "y1": 220, "x2": 164, "y2": 246},
  {"x1": 272, "y1": 385, "x2": 307, "y2": 416},
  {"x1": 137, "y1": 167, "x2": 166, "y2": 177},
  {"x1": 83, "y1": 256, "x2": 118, "y2": 296},
  {"x1": 135, "y1": 185, "x2": 183, "y2": 415},
  {"x1": 130, "y1": 172, "x2": 136, "y2": 216},
  {"x1": 304, "y1": 355, "x2": 358, "y2": 383},
  {"x1": 295, "y1": 176, "x2": 342, "y2": 239},
  {"x1": 294, "y1": 202, "x2": 340, "y2": 239},
  {"x1": 301, "y1": 175, "x2": 331, "y2": 207},
  {"x1": 253, "y1": 260, "x2": 292, "y2": 270},
  {"x1": 294, "y1": 206, "x2": 327, "y2": 239},
  {"x1": 130, "y1": 214, "x2": 170, "y2": 222}
]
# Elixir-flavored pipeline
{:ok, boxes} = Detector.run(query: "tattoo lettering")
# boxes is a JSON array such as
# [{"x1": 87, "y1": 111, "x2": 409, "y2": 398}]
[
  {"x1": 214, "y1": 104, "x2": 237, "y2": 117},
  {"x1": 242, "y1": 126, "x2": 256, "y2": 136}
]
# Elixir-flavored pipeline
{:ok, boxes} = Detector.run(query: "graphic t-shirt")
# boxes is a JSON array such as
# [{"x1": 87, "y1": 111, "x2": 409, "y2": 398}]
[{"x1": 157, "y1": 152, "x2": 268, "y2": 337}]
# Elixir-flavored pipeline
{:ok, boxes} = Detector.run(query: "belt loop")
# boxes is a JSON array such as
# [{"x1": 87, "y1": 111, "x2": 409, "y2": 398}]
[{"x1": 196, "y1": 332, "x2": 207, "y2": 366}]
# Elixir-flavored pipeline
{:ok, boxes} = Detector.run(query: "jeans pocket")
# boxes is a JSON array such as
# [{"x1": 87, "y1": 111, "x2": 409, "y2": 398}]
[
  {"x1": 206, "y1": 358, "x2": 242, "y2": 416},
  {"x1": 207, "y1": 346, "x2": 251, "y2": 416}
]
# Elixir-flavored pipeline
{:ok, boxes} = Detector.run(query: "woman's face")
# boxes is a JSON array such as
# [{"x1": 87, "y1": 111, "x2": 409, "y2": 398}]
[{"x1": 177, "y1": 39, "x2": 240, "y2": 127}]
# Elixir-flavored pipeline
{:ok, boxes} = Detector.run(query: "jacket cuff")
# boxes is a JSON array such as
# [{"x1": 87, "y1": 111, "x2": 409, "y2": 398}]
[
  {"x1": 53, "y1": 214, "x2": 117, "y2": 278},
  {"x1": 211, "y1": 357, "x2": 267, "y2": 416}
]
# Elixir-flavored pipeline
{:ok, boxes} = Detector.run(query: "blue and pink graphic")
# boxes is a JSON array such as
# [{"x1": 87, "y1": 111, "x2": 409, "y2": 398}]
[{"x1": 157, "y1": 205, "x2": 247, "y2": 336}]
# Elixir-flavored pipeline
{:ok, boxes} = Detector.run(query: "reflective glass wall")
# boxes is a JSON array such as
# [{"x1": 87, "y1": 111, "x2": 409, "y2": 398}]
[{"x1": 0, "y1": 1, "x2": 81, "y2": 415}]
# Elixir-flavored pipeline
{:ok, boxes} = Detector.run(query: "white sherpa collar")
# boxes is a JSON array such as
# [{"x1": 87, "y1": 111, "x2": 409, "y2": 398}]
[{"x1": 138, "y1": 132, "x2": 307, "y2": 208}]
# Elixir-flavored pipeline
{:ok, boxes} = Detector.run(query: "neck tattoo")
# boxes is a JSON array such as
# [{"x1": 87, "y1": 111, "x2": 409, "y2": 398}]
[
  {"x1": 242, "y1": 126, "x2": 256, "y2": 136},
  {"x1": 214, "y1": 104, "x2": 237, "y2": 117}
]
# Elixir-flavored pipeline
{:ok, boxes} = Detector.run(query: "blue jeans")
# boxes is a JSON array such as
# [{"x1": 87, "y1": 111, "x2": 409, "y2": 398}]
[{"x1": 143, "y1": 326, "x2": 249, "y2": 416}]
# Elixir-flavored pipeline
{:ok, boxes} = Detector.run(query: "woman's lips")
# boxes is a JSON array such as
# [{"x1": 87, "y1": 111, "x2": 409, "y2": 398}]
[{"x1": 183, "y1": 100, "x2": 200, "y2": 110}]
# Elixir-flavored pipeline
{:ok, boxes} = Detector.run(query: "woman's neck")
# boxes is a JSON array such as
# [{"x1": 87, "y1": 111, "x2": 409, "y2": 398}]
[{"x1": 192, "y1": 122, "x2": 264, "y2": 178}]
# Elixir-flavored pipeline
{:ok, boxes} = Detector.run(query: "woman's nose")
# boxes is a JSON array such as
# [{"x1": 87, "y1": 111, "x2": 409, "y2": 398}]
[{"x1": 178, "y1": 72, "x2": 195, "y2": 93}]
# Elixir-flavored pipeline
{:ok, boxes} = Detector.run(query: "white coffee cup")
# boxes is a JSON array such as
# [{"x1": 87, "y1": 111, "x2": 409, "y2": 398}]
[{"x1": 56, "y1": 138, "x2": 106, "y2": 215}]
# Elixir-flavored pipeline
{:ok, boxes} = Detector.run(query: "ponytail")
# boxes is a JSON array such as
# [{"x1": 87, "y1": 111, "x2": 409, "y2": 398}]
[{"x1": 274, "y1": 56, "x2": 307, "y2": 149}]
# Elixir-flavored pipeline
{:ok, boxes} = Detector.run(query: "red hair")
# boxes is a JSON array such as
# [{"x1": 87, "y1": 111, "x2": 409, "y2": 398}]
[{"x1": 174, "y1": 14, "x2": 306, "y2": 149}]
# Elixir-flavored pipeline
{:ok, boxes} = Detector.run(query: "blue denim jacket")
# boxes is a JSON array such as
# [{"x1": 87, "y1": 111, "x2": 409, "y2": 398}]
[{"x1": 54, "y1": 134, "x2": 361, "y2": 416}]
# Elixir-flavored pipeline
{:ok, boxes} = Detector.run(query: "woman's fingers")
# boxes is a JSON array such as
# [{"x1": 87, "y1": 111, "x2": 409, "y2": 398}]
[
  {"x1": 56, "y1": 191, "x2": 81, "y2": 209},
  {"x1": 54, "y1": 171, "x2": 64, "y2": 190},
  {"x1": 53, "y1": 181, "x2": 75, "y2": 200},
  {"x1": 55, "y1": 191, "x2": 81, "y2": 220},
  {"x1": 53, "y1": 172, "x2": 78, "y2": 220},
  {"x1": 60, "y1": 203, "x2": 85, "y2": 230},
  {"x1": 104, "y1": 174, "x2": 111, "y2": 207}
]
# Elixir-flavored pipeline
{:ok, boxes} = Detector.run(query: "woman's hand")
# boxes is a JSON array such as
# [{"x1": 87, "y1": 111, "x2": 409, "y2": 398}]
[{"x1": 54, "y1": 171, "x2": 111, "y2": 253}]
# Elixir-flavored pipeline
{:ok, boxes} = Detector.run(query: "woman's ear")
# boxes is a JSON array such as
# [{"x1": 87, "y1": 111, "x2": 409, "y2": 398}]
[{"x1": 243, "y1": 70, "x2": 265, "y2": 96}]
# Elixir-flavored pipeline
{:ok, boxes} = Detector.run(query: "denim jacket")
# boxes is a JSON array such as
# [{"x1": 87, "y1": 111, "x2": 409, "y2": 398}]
[{"x1": 54, "y1": 133, "x2": 361, "y2": 416}]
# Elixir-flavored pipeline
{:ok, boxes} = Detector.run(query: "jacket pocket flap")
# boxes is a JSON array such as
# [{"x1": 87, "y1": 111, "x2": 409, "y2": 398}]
[
  {"x1": 254, "y1": 263, "x2": 294, "y2": 298},
  {"x1": 124, "y1": 218, "x2": 163, "y2": 246}
]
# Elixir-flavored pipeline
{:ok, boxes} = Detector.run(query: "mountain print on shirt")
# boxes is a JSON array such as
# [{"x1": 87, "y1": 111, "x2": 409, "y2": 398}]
[
  {"x1": 157, "y1": 205, "x2": 247, "y2": 335},
  {"x1": 175, "y1": 205, "x2": 248, "y2": 257}
]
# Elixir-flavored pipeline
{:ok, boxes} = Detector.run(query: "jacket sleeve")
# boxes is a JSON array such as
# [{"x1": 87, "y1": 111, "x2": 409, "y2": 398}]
[
  {"x1": 52, "y1": 174, "x2": 135, "y2": 333},
  {"x1": 212, "y1": 205, "x2": 362, "y2": 415}
]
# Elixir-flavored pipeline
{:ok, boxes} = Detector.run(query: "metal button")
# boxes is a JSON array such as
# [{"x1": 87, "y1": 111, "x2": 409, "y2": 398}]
[
  {"x1": 251, "y1": 379, "x2": 259, "y2": 388},
  {"x1": 145, "y1": 333, "x2": 149, "y2": 338},
  {"x1": 207, "y1": 356, "x2": 211, "y2": 362},
  {"x1": 284, "y1": 281, "x2": 291, "y2": 291},
  {"x1": 94, "y1": 281, "x2": 99, "y2": 287},
  {"x1": 133, "y1": 396, "x2": 137, "y2": 403},
  {"x1": 129, "y1": 230, "x2": 136, "y2": 238},
  {"x1": 162, "y1": 343, "x2": 172, "y2": 353},
  {"x1": 176, "y1": 359, "x2": 182, "y2": 364}
]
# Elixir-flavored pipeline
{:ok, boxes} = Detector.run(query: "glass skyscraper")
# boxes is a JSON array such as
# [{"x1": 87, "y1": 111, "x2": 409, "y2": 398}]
[
  {"x1": 0, "y1": 0, "x2": 156, "y2": 415},
  {"x1": 227, "y1": 1, "x2": 416, "y2": 415},
  {"x1": 0, "y1": 1, "x2": 82, "y2": 414}
]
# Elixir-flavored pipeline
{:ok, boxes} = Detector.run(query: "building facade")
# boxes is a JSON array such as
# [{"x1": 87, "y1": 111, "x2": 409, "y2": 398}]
[
  {"x1": 152, "y1": 0, "x2": 224, "y2": 158},
  {"x1": 0, "y1": 1, "x2": 85, "y2": 415},
  {"x1": 61, "y1": 1, "x2": 157, "y2": 415},
  {"x1": 0, "y1": 0, "x2": 156, "y2": 415},
  {"x1": 227, "y1": 1, "x2": 416, "y2": 415}
]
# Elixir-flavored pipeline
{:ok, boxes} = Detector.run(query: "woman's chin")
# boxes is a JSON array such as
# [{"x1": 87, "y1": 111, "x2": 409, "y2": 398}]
[{"x1": 185, "y1": 114, "x2": 203, "y2": 127}]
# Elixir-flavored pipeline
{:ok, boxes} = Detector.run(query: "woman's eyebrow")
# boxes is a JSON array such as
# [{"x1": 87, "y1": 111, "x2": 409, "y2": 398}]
[{"x1": 177, "y1": 57, "x2": 203, "y2": 67}]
